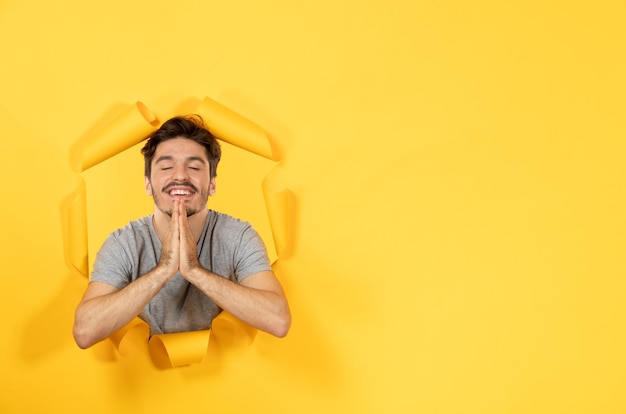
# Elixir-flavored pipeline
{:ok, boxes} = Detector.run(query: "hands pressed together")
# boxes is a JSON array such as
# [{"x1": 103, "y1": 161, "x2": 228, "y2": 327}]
[{"x1": 159, "y1": 199, "x2": 202, "y2": 282}]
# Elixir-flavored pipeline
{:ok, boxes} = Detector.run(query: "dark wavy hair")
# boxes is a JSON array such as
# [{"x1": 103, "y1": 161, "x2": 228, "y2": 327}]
[{"x1": 141, "y1": 115, "x2": 221, "y2": 178}]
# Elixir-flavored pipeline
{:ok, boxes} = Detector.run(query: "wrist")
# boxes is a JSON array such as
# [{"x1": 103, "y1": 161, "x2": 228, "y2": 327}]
[
  {"x1": 155, "y1": 261, "x2": 177, "y2": 281},
  {"x1": 183, "y1": 264, "x2": 204, "y2": 284}
]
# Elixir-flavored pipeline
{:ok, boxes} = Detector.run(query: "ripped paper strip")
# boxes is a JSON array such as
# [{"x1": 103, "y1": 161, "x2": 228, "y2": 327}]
[
  {"x1": 107, "y1": 311, "x2": 256, "y2": 368},
  {"x1": 195, "y1": 96, "x2": 279, "y2": 161},
  {"x1": 62, "y1": 179, "x2": 89, "y2": 277},
  {"x1": 149, "y1": 329, "x2": 212, "y2": 368},
  {"x1": 262, "y1": 184, "x2": 294, "y2": 258},
  {"x1": 81, "y1": 102, "x2": 159, "y2": 171},
  {"x1": 65, "y1": 97, "x2": 293, "y2": 368}
]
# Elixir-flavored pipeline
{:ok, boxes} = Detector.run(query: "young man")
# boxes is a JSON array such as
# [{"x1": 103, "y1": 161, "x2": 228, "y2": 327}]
[{"x1": 73, "y1": 115, "x2": 291, "y2": 349}]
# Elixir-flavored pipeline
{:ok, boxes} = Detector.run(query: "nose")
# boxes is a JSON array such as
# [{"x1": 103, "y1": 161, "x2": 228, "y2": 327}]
[{"x1": 172, "y1": 164, "x2": 189, "y2": 181}]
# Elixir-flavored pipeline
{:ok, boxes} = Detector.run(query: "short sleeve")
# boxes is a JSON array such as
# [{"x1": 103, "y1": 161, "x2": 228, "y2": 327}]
[
  {"x1": 233, "y1": 225, "x2": 273, "y2": 282},
  {"x1": 90, "y1": 233, "x2": 133, "y2": 289}
]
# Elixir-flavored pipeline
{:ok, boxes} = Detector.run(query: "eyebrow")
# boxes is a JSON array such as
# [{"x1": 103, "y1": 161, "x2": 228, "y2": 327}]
[
  {"x1": 155, "y1": 155, "x2": 207, "y2": 164},
  {"x1": 186, "y1": 156, "x2": 207, "y2": 164},
  {"x1": 155, "y1": 155, "x2": 174, "y2": 164}
]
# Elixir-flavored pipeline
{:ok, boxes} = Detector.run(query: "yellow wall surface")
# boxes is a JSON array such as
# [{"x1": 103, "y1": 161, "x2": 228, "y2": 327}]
[{"x1": 1, "y1": 0, "x2": 625, "y2": 412}]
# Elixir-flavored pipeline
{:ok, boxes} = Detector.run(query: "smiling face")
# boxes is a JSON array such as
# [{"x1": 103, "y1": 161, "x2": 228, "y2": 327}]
[{"x1": 145, "y1": 137, "x2": 216, "y2": 218}]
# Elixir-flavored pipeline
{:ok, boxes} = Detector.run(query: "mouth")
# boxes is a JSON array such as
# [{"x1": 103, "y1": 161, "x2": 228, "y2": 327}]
[{"x1": 164, "y1": 186, "x2": 196, "y2": 200}]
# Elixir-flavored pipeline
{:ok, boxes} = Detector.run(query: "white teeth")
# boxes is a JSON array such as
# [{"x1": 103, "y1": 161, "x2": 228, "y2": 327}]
[{"x1": 170, "y1": 189, "x2": 192, "y2": 195}]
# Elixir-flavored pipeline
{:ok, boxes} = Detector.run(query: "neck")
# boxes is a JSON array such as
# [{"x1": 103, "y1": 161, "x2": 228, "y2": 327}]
[{"x1": 152, "y1": 207, "x2": 208, "y2": 243}]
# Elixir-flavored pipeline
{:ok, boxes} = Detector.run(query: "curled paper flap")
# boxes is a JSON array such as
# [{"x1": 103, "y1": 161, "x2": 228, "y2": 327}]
[
  {"x1": 195, "y1": 96, "x2": 278, "y2": 161},
  {"x1": 211, "y1": 311, "x2": 257, "y2": 347},
  {"x1": 108, "y1": 312, "x2": 254, "y2": 368},
  {"x1": 109, "y1": 318, "x2": 150, "y2": 357},
  {"x1": 262, "y1": 187, "x2": 294, "y2": 259},
  {"x1": 148, "y1": 330, "x2": 211, "y2": 368},
  {"x1": 62, "y1": 178, "x2": 88, "y2": 276},
  {"x1": 81, "y1": 102, "x2": 158, "y2": 171}
]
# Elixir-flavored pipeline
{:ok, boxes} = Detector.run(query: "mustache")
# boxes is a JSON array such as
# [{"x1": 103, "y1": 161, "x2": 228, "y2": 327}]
[{"x1": 162, "y1": 181, "x2": 199, "y2": 193}]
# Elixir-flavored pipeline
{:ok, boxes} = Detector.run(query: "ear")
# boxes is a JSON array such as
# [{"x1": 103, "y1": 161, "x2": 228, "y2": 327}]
[
  {"x1": 145, "y1": 176, "x2": 153, "y2": 196},
  {"x1": 209, "y1": 177, "x2": 216, "y2": 196}
]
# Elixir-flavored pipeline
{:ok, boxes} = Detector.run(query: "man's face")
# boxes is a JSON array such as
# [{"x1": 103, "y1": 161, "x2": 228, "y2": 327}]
[{"x1": 145, "y1": 137, "x2": 216, "y2": 217}]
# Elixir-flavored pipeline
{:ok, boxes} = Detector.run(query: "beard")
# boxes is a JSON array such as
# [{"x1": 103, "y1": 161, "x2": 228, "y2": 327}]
[{"x1": 152, "y1": 182, "x2": 211, "y2": 218}]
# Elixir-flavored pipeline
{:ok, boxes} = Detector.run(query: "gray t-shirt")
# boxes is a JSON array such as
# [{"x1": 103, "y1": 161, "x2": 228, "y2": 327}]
[{"x1": 90, "y1": 210, "x2": 272, "y2": 335}]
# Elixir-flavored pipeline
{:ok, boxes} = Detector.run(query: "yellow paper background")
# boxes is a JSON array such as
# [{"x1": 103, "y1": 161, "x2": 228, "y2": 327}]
[{"x1": 1, "y1": 1, "x2": 625, "y2": 413}]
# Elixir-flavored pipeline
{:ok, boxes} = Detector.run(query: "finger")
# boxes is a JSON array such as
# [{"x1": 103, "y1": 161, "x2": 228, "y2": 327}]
[
  {"x1": 179, "y1": 203, "x2": 193, "y2": 244},
  {"x1": 170, "y1": 199, "x2": 178, "y2": 224},
  {"x1": 177, "y1": 202, "x2": 183, "y2": 235},
  {"x1": 179, "y1": 201, "x2": 192, "y2": 238},
  {"x1": 171, "y1": 200, "x2": 181, "y2": 240}
]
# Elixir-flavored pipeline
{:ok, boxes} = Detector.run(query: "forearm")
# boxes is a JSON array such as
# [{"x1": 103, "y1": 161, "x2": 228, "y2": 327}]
[
  {"x1": 187, "y1": 268, "x2": 291, "y2": 338},
  {"x1": 73, "y1": 268, "x2": 172, "y2": 349}
]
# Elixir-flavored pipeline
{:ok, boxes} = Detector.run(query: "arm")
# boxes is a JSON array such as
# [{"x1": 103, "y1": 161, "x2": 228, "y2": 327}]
[
  {"x1": 178, "y1": 203, "x2": 291, "y2": 337},
  {"x1": 73, "y1": 209, "x2": 181, "y2": 349},
  {"x1": 185, "y1": 268, "x2": 291, "y2": 338},
  {"x1": 72, "y1": 268, "x2": 171, "y2": 349}
]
